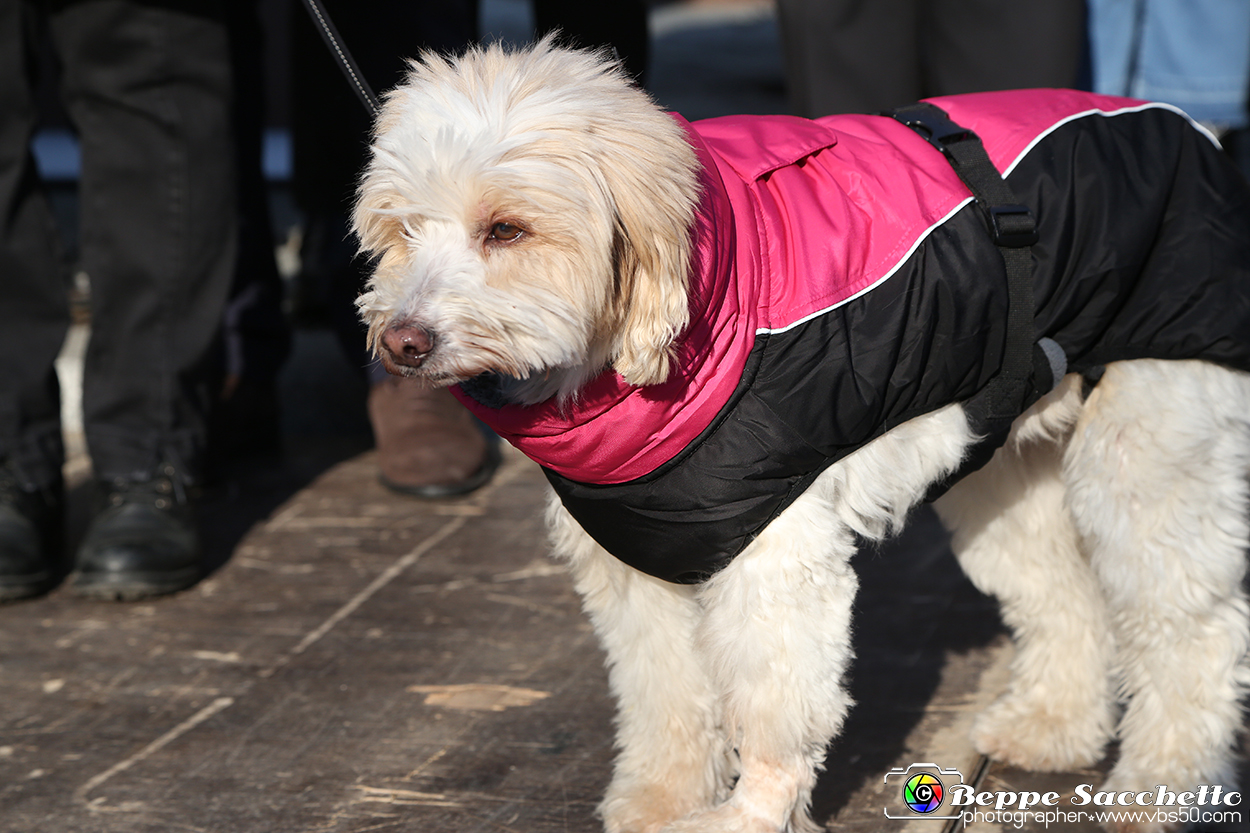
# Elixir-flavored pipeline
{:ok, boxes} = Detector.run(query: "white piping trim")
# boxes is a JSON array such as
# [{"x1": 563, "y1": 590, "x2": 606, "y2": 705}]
[
  {"x1": 756, "y1": 195, "x2": 976, "y2": 336},
  {"x1": 757, "y1": 100, "x2": 1217, "y2": 338},
  {"x1": 1002, "y1": 100, "x2": 1220, "y2": 177}
]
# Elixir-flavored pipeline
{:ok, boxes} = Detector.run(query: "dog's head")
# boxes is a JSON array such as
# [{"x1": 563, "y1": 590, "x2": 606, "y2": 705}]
[{"x1": 353, "y1": 38, "x2": 701, "y2": 405}]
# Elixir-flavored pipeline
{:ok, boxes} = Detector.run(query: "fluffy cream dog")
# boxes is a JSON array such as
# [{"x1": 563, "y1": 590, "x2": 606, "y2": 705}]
[{"x1": 353, "y1": 39, "x2": 1250, "y2": 833}]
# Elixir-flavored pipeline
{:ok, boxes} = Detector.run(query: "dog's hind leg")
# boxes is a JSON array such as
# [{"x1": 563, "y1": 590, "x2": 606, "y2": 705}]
[
  {"x1": 1062, "y1": 360, "x2": 1250, "y2": 826},
  {"x1": 545, "y1": 494, "x2": 734, "y2": 833},
  {"x1": 933, "y1": 375, "x2": 1118, "y2": 771}
]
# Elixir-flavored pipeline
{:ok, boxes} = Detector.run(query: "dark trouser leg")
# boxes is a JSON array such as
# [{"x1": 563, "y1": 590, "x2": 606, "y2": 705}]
[
  {"x1": 48, "y1": 0, "x2": 236, "y2": 599},
  {"x1": 0, "y1": 0, "x2": 71, "y2": 491},
  {"x1": 927, "y1": 0, "x2": 1085, "y2": 94},
  {"x1": 0, "y1": 0, "x2": 69, "y2": 598},
  {"x1": 775, "y1": 0, "x2": 923, "y2": 117},
  {"x1": 51, "y1": 0, "x2": 237, "y2": 483},
  {"x1": 775, "y1": 0, "x2": 1085, "y2": 118}
]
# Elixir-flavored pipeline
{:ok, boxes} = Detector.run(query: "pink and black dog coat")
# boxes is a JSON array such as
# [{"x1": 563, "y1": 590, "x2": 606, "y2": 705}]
[{"x1": 455, "y1": 90, "x2": 1250, "y2": 583}]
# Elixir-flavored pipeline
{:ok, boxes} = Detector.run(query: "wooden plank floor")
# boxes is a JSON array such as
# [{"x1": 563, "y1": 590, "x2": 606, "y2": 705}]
[
  {"x1": 0, "y1": 433, "x2": 1004, "y2": 833},
  {"x1": 12, "y1": 421, "x2": 1242, "y2": 833}
]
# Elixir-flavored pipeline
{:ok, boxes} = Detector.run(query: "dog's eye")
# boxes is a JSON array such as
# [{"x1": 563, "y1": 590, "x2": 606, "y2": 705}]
[{"x1": 487, "y1": 222, "x2": 525, "y2": 244}]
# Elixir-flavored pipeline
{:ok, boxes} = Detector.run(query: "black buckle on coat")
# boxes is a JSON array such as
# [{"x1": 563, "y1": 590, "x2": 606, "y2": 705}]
[
  {"x1": 887, "y1": 104, "x2": 971, "y2": 153},
  {"x1": 989, "y1": 204, "x2": 1039, "y2": 248}
]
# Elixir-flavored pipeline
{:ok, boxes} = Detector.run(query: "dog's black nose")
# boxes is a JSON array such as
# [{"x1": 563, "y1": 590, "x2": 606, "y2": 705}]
[{"x1": 382, "y1": 324, "x2": 435, "y2": 366}]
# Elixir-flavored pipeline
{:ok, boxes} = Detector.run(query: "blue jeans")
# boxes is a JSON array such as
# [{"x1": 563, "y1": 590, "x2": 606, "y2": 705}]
[{"x1": 1089, "y1": 0, "x2": 1250, "y2": 129}]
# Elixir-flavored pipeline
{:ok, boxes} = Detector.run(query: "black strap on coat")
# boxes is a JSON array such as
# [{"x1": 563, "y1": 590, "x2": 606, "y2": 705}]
[
  {"x1": 886, "y1": 102, "x2": 1040, "y2": 418},
  {"x1": 886, "y1": 103, "x2": 1056, "y2": 494}
]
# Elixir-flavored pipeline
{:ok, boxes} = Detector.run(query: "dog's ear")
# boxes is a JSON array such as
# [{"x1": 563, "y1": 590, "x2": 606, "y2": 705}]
[
  {"x1": 353, "y1": 164, "x2": 409, "y2": 271},
  {"x1": 601, "y1": 126, "x2": 701, "y2": 388}
]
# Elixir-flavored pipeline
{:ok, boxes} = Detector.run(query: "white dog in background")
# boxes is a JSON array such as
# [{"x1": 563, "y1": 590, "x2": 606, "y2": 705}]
[{"x1": 351, "y1": 40, "x2": 1250, "y2": 833}]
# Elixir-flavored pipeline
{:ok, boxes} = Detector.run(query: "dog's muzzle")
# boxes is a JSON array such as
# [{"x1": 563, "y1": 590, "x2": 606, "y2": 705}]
[{"x1": 382, "y1": 323, "x2": 435, "y2": 369}]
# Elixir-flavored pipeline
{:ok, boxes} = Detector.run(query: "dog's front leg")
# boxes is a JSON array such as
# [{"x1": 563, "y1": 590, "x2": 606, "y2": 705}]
[
  {"x1": 667, "y1": 491, "x2": 860, "y2": 833},
  {"x1": 546, "y1": 494, "x2": 734, "y2": 833}
]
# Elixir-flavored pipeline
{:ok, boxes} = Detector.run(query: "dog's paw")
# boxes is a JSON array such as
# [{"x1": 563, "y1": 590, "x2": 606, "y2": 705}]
[
  {"x1": 971, "y1": 690, "x2": 1112, "y2": 771},
  {"x1": 654, "y1": 799, "x2": 821, "y2": 833},
  {"x1": 601, "y1": 782, "x2": 713, "y2": 833},
  {"x1": 657, "y1": 805, "x2": 777, "y2": 833}
]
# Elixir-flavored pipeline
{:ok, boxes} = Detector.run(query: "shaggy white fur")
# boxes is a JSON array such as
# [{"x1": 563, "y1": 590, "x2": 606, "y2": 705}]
[{"x1": 353, "y1": 39, "x2": 1250, "y2": 833}]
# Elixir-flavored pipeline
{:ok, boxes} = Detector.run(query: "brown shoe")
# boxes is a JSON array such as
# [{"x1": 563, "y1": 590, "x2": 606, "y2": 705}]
[{"x1": 368, "y1": 376, "x2": 500, "y2": 498}]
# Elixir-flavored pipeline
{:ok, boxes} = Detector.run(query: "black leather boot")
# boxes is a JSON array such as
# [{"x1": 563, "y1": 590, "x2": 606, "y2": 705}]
[
  {"x1": 0, "y1": 460, "x2": 62, "y2": 602},
  {"x1": 71, "y1": 462, "x2": 201, "y2": 601}
]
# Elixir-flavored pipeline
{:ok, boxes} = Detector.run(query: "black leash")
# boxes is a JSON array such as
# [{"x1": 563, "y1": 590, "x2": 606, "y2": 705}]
[{"x1": 298, "y1": 0, "x2": 381, "y2": 115}]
